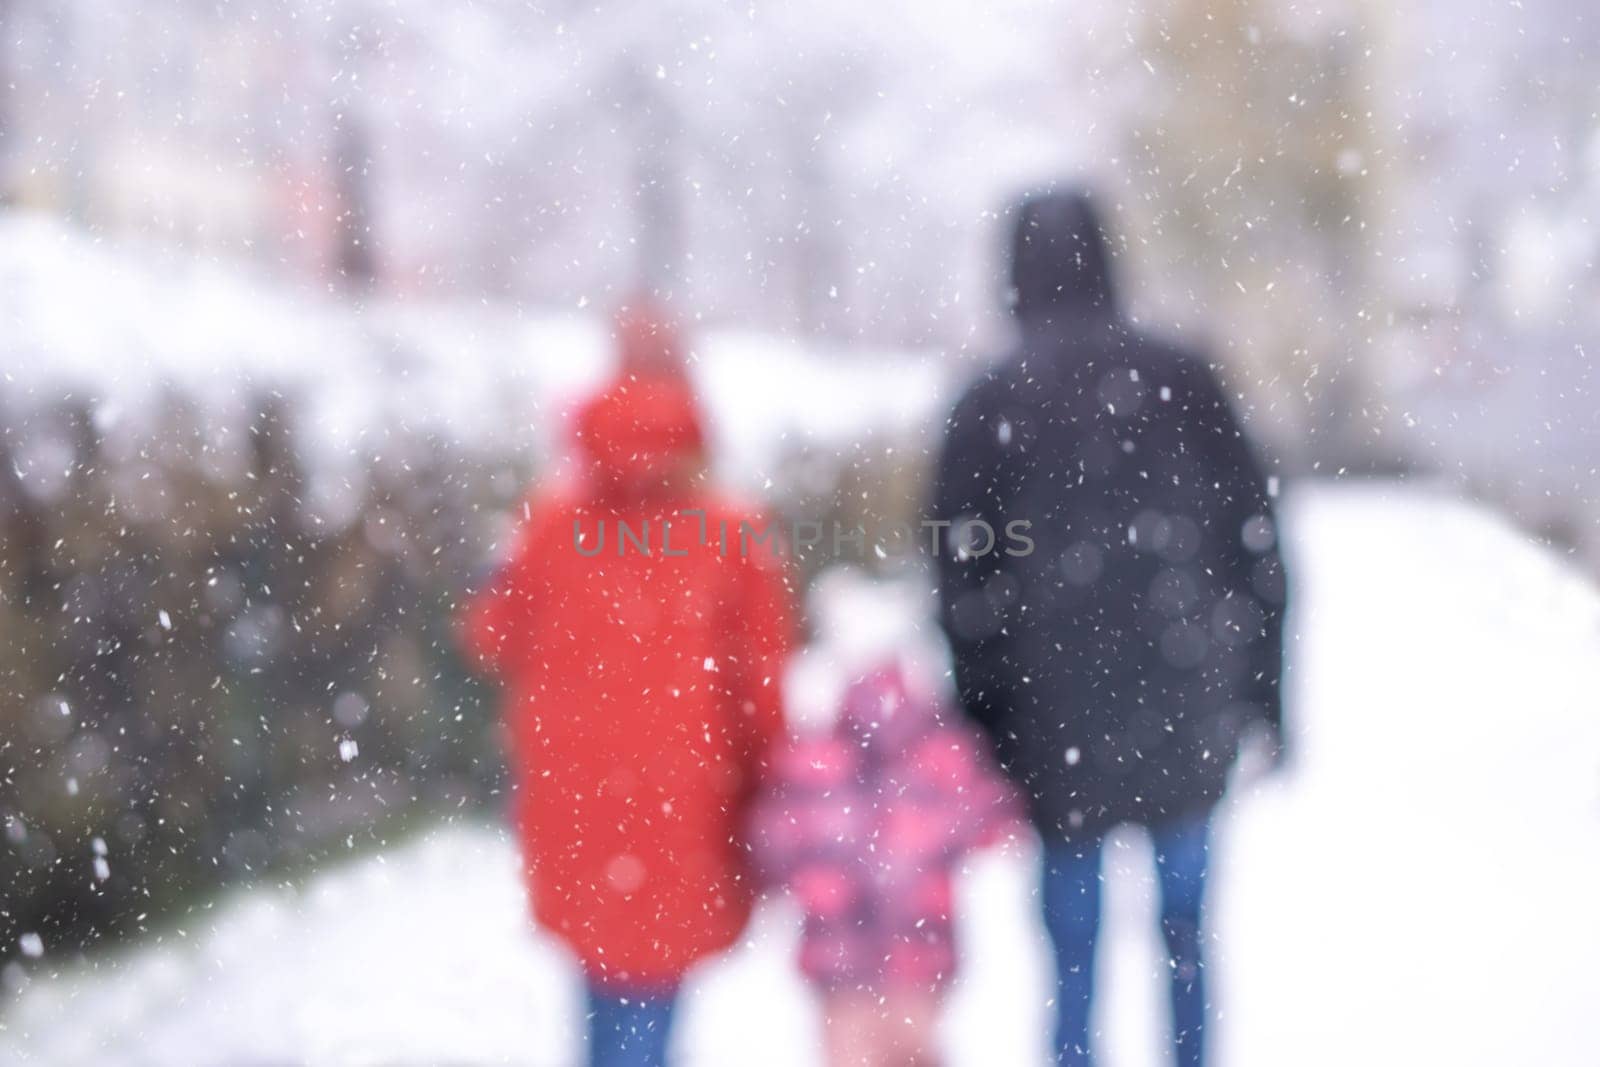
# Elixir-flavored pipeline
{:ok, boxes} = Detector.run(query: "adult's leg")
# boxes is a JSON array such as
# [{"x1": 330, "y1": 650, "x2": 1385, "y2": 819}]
[
  {"x1": 586, "y1": 983, "x2": 678, "y2": 1067},
  {"x1": 1152, "y1": 814, "x2": 1211, "y2": 1067},
  {"x1": 1040, "y1": 836, "x2": 1104, "y2": 1066}
]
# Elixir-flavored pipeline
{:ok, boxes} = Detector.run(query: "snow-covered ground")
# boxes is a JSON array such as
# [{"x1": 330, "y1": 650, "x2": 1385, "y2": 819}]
[{"x1": 3, "y1": 481, "x2": 1598, "y2": 1065}]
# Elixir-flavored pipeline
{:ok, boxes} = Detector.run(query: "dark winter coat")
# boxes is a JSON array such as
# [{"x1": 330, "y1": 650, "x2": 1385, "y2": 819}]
[{"x1": 933, "y1": 190, "x2": 1288, "y2": 839}]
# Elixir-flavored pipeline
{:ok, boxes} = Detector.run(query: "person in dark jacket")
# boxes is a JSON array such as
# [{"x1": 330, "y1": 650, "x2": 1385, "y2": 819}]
[{"x1": 933, "y1": 188, "x2": 1288, "y2": 1067}]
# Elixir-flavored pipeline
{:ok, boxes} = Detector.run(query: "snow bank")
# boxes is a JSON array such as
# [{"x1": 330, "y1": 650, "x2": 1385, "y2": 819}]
[
  {"x1": 0, "y1": 214, "x2": 955, "y2": 495},
  {"x1": 4, "y1": 481, "x2": 1597, "y2": 1065}
]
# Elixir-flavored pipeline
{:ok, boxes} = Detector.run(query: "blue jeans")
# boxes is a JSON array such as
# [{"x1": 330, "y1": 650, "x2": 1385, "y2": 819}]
[
  {"x1": 1041, "y1": 815, "x2": 1210, "y2": 1067},
  {"x1": 586, "y1": 984, "x2": 677, "y2": 1067}
]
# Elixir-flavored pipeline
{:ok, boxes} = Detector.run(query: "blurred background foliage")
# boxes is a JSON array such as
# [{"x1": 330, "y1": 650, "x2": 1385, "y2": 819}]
[{"x1": 0, "y1": 391, "x2": 511, "y2": 963}]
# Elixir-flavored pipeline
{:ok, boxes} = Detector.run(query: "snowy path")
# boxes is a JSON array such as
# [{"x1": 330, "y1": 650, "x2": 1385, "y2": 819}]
[{"x1": 3, "y1": 482, "x2": 1598, "y2": 1065}]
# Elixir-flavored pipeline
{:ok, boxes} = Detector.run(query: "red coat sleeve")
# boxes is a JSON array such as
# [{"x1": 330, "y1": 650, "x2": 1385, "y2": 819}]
[
  {"x1": 728, "y1": 520, "x2": 799, "y2": 769},
  {"x1": 459, "y1": 496, "x2": 548, "y2": 674}
]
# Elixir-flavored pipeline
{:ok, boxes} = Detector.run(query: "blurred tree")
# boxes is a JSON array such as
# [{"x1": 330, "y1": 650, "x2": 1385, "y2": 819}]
[
  {"x1": 0, "y1": 387, "x2": 502, "y2": 969},
  {"x1": 1120, "y1": 0, "x2": 1392, "y2": 469}
]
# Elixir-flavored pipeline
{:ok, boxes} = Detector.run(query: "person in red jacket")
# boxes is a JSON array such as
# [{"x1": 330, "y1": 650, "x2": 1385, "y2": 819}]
[{"x1": 461, "y1": 303, "x2": 796, "y2": 1067}]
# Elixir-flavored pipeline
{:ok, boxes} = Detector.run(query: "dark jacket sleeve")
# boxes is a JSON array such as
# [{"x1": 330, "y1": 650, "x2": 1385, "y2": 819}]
[
  {"x1": 1184, "y1": 360, "x2": 1289, "y2": 744},
  {"x1": 932, "y1": 379, "x2": 1017, "y2": 745}
]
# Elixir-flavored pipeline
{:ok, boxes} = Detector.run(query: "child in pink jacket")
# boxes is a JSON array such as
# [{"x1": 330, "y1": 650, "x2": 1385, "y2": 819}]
[{"x1": 751, "y1": 663, "x2": 1017, "y2": 1066}]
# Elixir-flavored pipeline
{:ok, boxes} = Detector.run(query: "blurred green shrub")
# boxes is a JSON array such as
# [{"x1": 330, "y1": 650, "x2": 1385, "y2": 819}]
[{"x1": 0, "y1": 388, "x2": 521, "y2": 968}]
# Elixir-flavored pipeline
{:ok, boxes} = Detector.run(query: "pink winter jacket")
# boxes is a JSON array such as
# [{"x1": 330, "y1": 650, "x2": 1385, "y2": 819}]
[{"x1": 750, "y1": 665, "x2": 1018, "y2": 991}]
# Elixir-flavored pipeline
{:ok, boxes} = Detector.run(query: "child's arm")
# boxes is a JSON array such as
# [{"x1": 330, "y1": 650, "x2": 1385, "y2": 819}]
[
  {"x1": 744, "y1": 746, "x2": 800, "y2": 889},
  {"x1": 939, "y1": 722, "x2": 1026, "y2": 851},
  {"x1": 745, "y1": 735, "x2": 850, "y2": 892}
]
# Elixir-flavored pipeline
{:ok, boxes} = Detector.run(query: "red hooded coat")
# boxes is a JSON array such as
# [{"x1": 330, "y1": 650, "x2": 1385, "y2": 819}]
[{"x1": 462, "y1": 324, "x2": 795, "y2": 989}]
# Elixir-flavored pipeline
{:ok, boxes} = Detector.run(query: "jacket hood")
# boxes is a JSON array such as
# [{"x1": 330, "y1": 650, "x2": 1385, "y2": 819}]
[
  {"x1": 574, "y1": 373, "x2": 704, "y2": 493},
  {"x1": 574, "y1": 308, "x2": 704, "y2": 494},
  {"x1": 1009, "y1": 188, "x2": 1119, "y2": 322}
]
